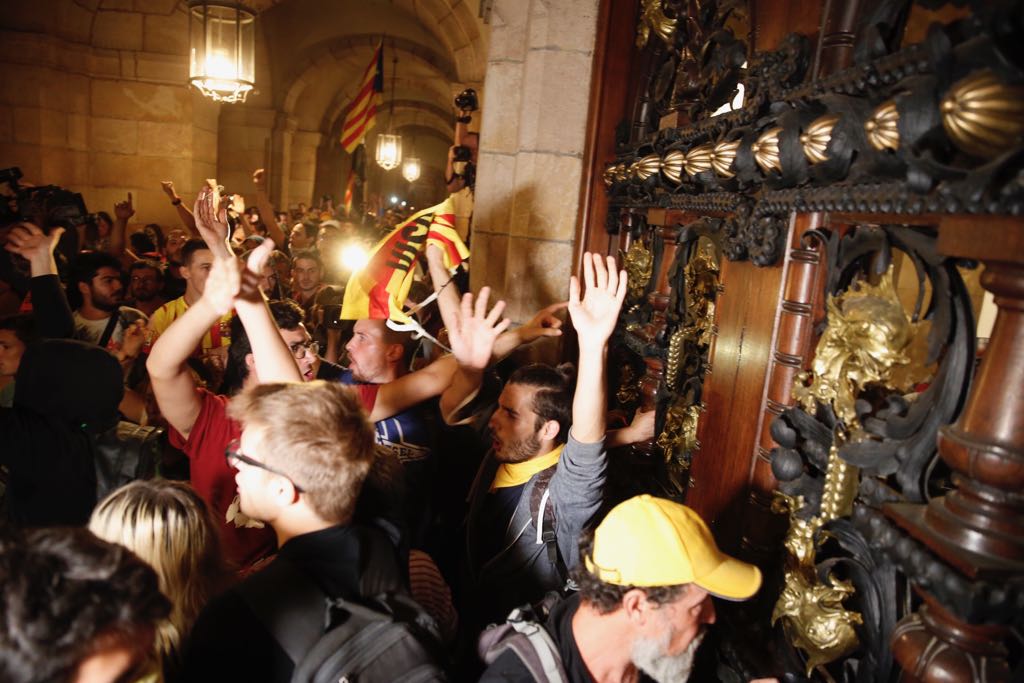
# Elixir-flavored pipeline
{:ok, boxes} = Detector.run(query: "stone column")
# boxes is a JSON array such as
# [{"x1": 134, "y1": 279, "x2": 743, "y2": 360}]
[
  {"x1": 472, "y1": 0, "x2": 600, "y2": 341},
  {"x1": 270, "y1": 112, "x2": 297, "y2": 210}
]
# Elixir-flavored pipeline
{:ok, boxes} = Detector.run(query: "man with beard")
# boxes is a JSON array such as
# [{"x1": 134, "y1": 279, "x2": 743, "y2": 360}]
[
  {"x1": 479, "y1": 495, "x2": 773, "y2": 683},
  {"x1": 69, "y1": 251, "x2": 147, "y2": 354},
  {"x1": 126, "y1": 259, "x2": 167, "y2": 317},
  {"x1": 455, "y1": 253, "x2": 628, "y2": 637}
]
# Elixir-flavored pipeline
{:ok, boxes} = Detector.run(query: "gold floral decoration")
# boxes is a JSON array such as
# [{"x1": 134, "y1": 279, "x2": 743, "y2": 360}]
[
  {"x1": 636, "y1": 0, "x2": 678, "y2": 49},
  {"x1": 632, "y1": 154, "x2": 663, "y2": 181},
  {"x1": 622, "y1": 239, "x2": 654, "y2": 302}
]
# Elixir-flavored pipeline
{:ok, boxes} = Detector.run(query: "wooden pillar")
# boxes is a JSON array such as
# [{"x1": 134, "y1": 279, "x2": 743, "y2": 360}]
[{"x1": 885, "y1": 216, "x2": 1024, "y2": 682}]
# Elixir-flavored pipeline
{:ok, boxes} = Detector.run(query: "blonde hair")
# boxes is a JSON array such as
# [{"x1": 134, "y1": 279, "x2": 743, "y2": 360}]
[
  {"x1": 227, "y1": 380, "x2": 375, "y2": 524},
  {"x1": 88, "y1": 480, "x2": 229, "y2": 669}
]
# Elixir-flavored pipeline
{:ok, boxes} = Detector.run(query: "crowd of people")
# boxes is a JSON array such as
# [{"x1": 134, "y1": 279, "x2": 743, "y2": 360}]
[{"x1": 0, "y1": 170, "x2": 777, "y2": 683}]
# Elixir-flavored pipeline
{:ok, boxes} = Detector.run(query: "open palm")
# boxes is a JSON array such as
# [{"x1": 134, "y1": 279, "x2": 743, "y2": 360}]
[
  {"x1": 448, "y1": 287, "x2": 511, "y2": 370},
  {"x1": 568, "y1": 252, "x2": 627, "y2": 346}
]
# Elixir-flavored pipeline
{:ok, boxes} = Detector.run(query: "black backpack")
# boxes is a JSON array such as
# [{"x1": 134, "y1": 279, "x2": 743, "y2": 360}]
[
  {"x1": 240, "y1": 537, "x2": 447, "y2": 683},
  {"x1": 92, "y1": 421, "x2": 164, "y2": 500}
]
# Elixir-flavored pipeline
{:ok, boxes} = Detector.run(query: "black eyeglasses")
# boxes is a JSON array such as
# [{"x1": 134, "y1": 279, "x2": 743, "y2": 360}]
[
  {"x1": 289, "y1": 340, "x2": 320, "y2": 359},
  {"x1": 225, "y1": 439, "x2": 305, "y2": 493}
]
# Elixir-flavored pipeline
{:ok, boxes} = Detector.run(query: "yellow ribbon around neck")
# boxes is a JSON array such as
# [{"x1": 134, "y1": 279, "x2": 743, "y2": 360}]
[{"x1": 490, "y1": 444, "x2": 564, "y2": 492}]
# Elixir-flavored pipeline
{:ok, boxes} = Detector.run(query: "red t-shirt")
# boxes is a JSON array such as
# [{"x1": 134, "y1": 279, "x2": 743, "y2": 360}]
[{"x1": 168, "y1": 384, "x2": 379, "y2": 569}]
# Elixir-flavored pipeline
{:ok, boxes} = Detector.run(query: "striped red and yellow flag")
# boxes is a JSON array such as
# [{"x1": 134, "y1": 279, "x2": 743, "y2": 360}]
[
  {"x1": 342, "y1": 196, "x2": 468, "y2": 324},
  {"x1": 340, "y1": 42, "x2": 383, "y2": 153},
  {"x1": 343, "y1": 167, "x2": 355, "y2": 214}
]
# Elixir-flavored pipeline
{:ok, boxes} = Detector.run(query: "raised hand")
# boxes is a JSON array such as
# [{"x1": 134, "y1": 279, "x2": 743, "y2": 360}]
[
  {"x1": 4, "y1": 222, "x2": 63, "y2": 268},
  {"x1": 252, "y1": 168, "x2": 266, "y2": 191},
  {"x1": 160, "y1": 181, "x2": 177, "y2": 200},
  {"x1": 447, "y1": 287, "x2": 511, "y2": 371},
  {"x1": 193, "y1": 180, "x2": 231, "y2": 256},
  {"x1": 568, "y1": 252, "x2": 627, "y2": 348},
  {"x1": 114, "y1": 192, "x2": 135, "y2": 221},
  {"x1": 201, "y1": 252, "x2": 241, "y2": 316},
  {"x1": 519, "y1": 301, "x2": 568, "y2": 344},
  {"x1": 237, "y1": 238, "x2": 276, "y2": 303}
]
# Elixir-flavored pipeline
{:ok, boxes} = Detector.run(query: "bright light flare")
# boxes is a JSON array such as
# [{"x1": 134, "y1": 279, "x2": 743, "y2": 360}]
[{"x1": 340, "y1": 243, "x2": 369, "y2": 272}]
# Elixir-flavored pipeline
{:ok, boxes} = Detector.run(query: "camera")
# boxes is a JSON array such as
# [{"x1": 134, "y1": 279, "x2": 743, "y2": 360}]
[
  {"x1": 0, "y1": 167, "x2": 88, "y2": 233},
  {"x1": 454, "y1": 88, "x2": 478, "y2": 112}
]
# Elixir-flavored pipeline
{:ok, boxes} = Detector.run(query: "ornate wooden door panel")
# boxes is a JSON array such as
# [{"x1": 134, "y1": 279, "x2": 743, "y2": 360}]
[{"x1": 580, "y1": 0, "x2": 1024, "y2": 680}]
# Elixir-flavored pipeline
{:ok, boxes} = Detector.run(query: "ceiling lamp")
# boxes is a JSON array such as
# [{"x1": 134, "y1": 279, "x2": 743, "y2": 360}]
[
  {"x1": 376, "y1": 134, "x2": 402, "y2": 171},
  {"x1": 376, "y1": 51, "x2": 402, "y2": 170},
  {"x1": 402, "y1": 156, "x2": 421, "y2": 182},
  {"x1": 188, "y1": 2, "x2": 255, "y2": 103}
]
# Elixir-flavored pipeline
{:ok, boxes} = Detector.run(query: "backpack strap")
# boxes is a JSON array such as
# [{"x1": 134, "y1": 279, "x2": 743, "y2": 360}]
[
  {"x1": 238, "y1": 556, "x2": 328, "y2": 664},
  {"x1": 97, "y1": 307, "x2": 121, "y2": 349},
  {"x1": 529, "y1": 466, "x2": 568, "y2": 584}
]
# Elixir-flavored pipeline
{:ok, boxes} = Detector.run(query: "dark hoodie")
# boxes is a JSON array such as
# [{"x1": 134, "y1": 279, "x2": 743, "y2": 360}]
[{"x1": 1, "y1": 339, "x2": 122, "y2": 526}]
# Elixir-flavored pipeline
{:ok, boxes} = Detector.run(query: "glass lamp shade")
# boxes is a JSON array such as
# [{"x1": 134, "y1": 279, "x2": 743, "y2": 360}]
[
  {"x1": 376, "y1": 134, "x2": 403, "y2": 171},
  {"x1": 189, "y1": 2, "x2": 255, "y2": 103},
  {"x1": 402, "y1": 157, "x2": 421, "y2": 182}
]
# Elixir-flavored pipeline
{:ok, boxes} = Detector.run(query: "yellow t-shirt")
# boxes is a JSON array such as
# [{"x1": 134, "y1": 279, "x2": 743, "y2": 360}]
[{"x1": 147, "y1": 297, "x2": 233, "y2": 356}]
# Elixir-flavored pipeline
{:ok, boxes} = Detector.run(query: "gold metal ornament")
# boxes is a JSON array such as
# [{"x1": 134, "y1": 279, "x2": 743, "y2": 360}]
[
  {"x1": 633, "y1": 154, "x2": 663, "y2": 181},
  {"x1": 940, "y1": 69, "x2": 1024, "y2": 159},
  {"x1": 683, "y1": 143, "x2": 715, "y2": 176},
  {"x1": 636, "y1": 0, "x2": 677, "y2": 49},
  {"x1": 774, "y1": 266, "x2": 935, "y2": 674},
  {"x1": 864, "y1": 100, "x2": 899, "y2": 151},
  {"x1": 800, "y1": 114, "x2": 840, "y2": 164},
  {"x1": 711, "y1": 139, "x2": 740, "y2": 177},
  {"x1": 616, "y1": 364, "x2": 640, "y2": 406},
  {"x1": 661, "y1": 150, "x2": 686, "y2": 184},
  {"x1": 751, "y1": 126, "x2": 783, "y2": 173},
  {"x1": 792, "y1": 269, "x2": 931, "y2": 429},
  {"x1": 622, "y1": 239, "x2": 654, "y2": 302},
  {"x1": 603, "y1": 164, "x2": 620, "y2": 187},
  {"x1": 656, "y1": 399, "x2": 701, "y2": 459}
]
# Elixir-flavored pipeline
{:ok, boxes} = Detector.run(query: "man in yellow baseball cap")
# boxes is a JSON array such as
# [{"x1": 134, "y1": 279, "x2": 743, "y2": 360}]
[{"x1": 479, "y1": 494, "x2": 775, "y2": 683}]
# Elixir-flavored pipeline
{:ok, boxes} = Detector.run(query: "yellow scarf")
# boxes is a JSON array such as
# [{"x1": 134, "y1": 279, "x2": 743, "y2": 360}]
[{"x1": 490, "y1": 445, "x2": 564, "y2": 492}]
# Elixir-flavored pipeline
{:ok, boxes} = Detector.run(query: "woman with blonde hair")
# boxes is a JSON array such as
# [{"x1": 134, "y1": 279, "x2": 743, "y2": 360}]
[{"x1": 89, "y1": 479, "x2": 231, "y2": 679}]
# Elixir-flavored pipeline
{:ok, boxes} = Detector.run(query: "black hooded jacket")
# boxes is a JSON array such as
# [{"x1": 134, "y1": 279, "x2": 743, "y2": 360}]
[{"x1": 1, "y1": 339, "x2": 123, "y2": 526}]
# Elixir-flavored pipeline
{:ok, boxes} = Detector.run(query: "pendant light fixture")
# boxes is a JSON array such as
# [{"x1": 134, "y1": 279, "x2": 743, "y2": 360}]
[
  {"x1": 375, "y1": 50, "x2": 402, "y2": 171},
  {"x1": 188, "y1": 1, "x2": 256, "y2": 103},
  {"x1": 402, "y1": 112, "x2": 421, "y2": 182}
]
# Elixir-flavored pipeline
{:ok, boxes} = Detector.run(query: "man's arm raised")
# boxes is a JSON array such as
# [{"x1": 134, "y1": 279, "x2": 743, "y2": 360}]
[
  {"x1": 568, "y1": 253, "x2": 627, "y2": 444},
  {"x1": 234, "y1": 239, "x2": 300, "y2": 384},
  {"x1": 146, "y1": 254, "x2": 238, "y2": 439}
]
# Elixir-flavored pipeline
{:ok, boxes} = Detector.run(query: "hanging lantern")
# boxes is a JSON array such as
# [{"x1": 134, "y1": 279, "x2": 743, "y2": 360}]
[
  {"x1": 402, "y1": 156, "x2": 421, "y2": 182},
  {"x1": 188, "y1": 2, "x2": 255, "y2": 103},
  {"x1": 376, "y1": 134, "x2": 402, "y2": 171}
]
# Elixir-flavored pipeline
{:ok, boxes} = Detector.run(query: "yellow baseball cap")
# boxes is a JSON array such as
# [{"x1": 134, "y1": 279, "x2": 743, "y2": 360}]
[{"x1": 585, "y1": 495, "x2": 762, "y2": 601}]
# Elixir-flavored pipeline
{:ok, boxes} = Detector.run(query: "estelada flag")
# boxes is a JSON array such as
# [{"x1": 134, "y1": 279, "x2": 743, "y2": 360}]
[
  {"x1": 340, "y1": 42, "x2": 383, "y2": 153},
  {"x1": 341, "y1": 196, "x2": 467, "y2": 325}
]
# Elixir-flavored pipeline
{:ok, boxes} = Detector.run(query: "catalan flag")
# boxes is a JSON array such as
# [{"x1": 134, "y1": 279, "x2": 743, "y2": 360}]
[
  {"x1": 342, "y1": 196, "x2": 468, "y2": 325},
  {"x1": 343, "y1": 166, "x2": 355, "y2": 214},
  {"x1": 341, "y1": 42, "x2": 383, "y2": 153}
]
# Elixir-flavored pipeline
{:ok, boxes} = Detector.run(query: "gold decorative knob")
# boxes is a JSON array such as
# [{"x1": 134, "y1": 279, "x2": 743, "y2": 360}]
[
  {"x1": 683, "y1": 143, "x2": 715, "y2": 176},
  {"x1": 711, "y1": 139, "x2": 740, "y2": 177},
  {"x1": 662, "y1": 150, "x2": 686, "y2": 184},
  {"x1": 752, "y1": 126, "x2": 783, "y2": 173},
  {"x1": 864, "y1": 100, "x2": 899, "y2": 151},
  {"x1": 940, "y1": 69, "x2": 1024, "y2": 159},
  {"x1": 603, "y1": 164, "x2": 619, "y2": 187},
  {"x1": 800, "y1": 114, "x2": 840, "y2": 164},
  {"x1": 633, "y1": 154, "x2": 663, "y2": 181}
]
